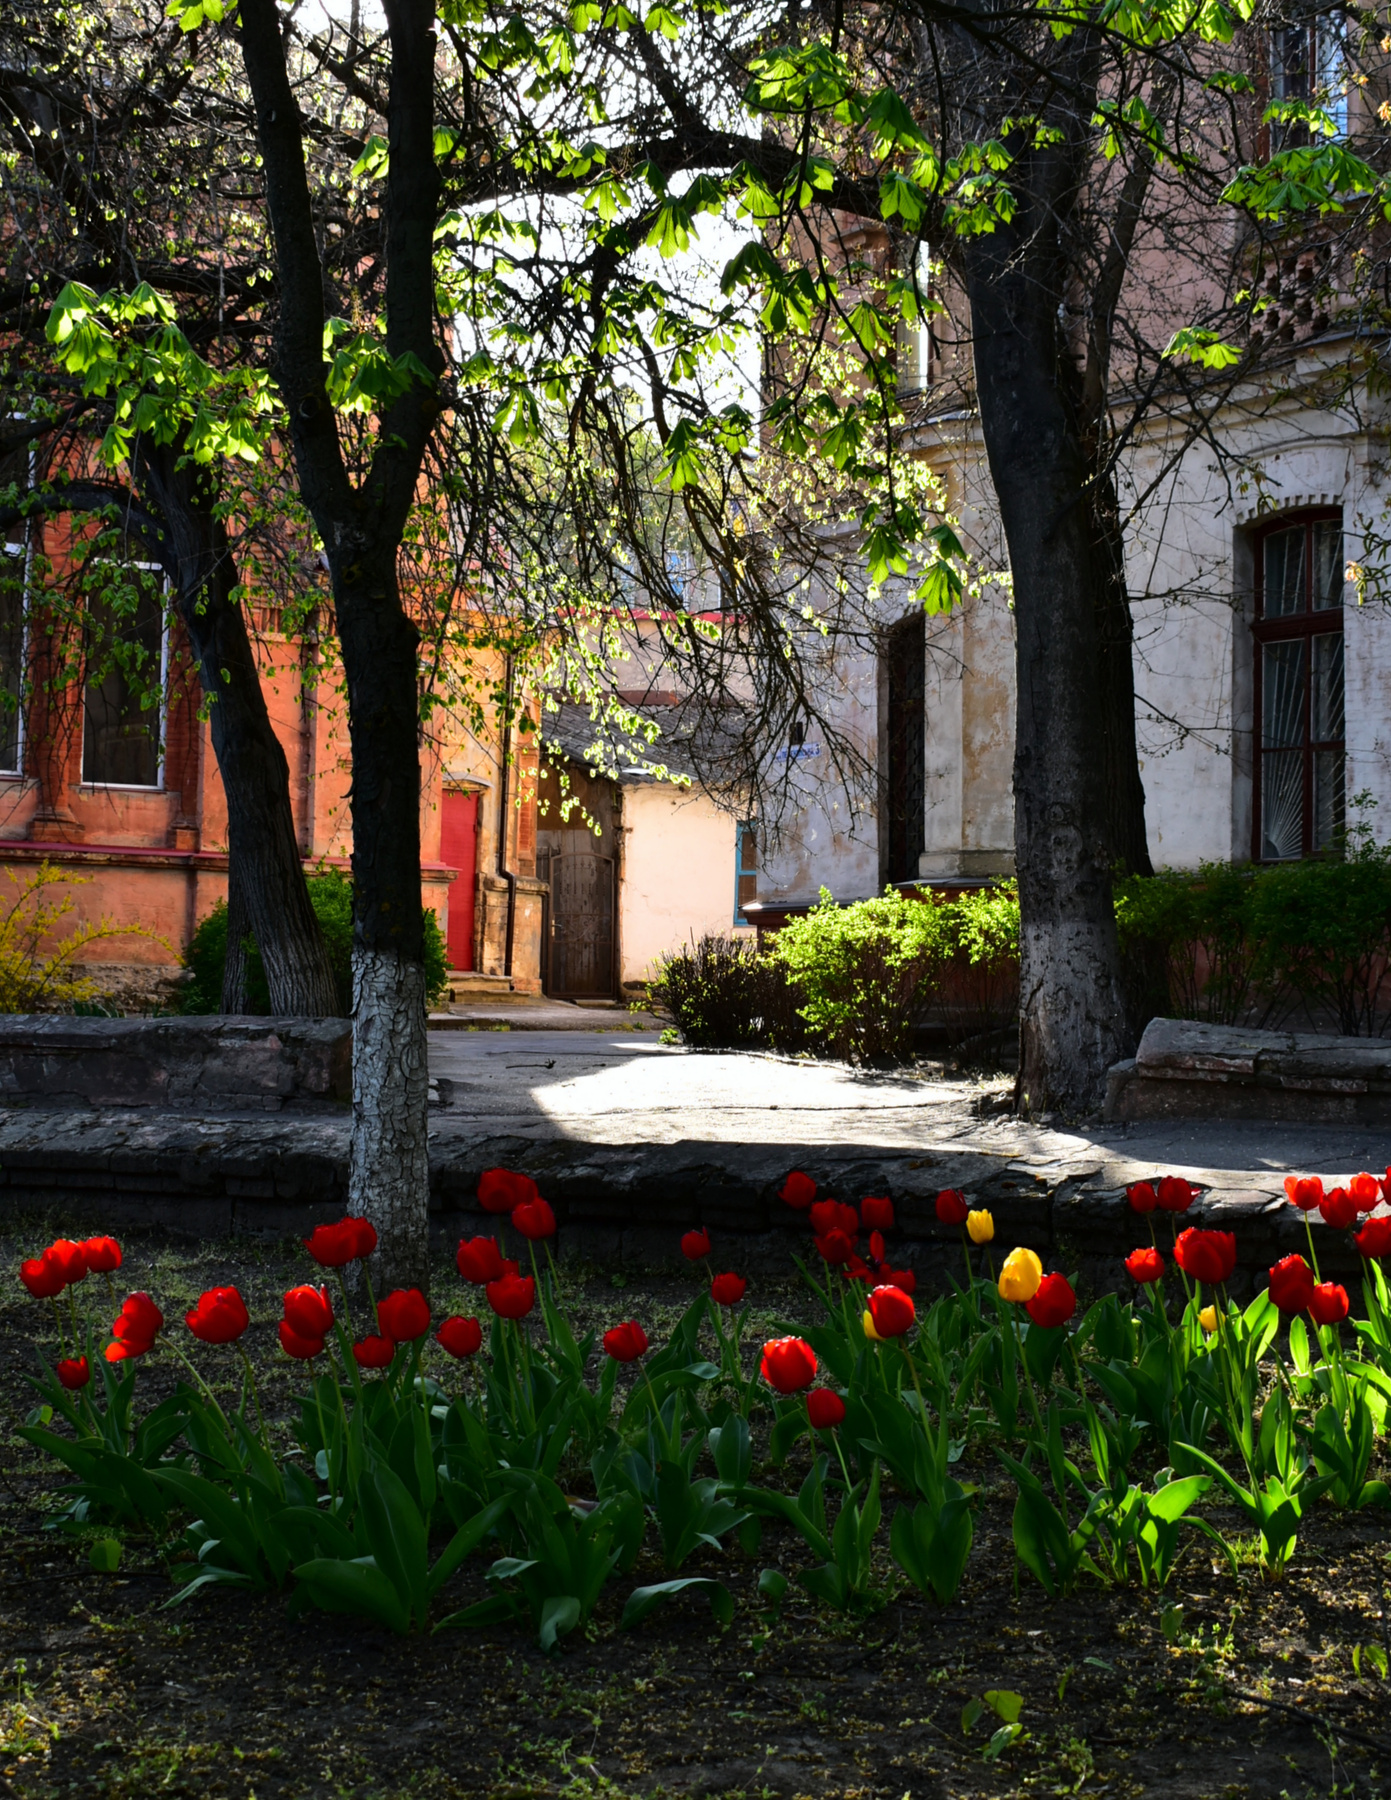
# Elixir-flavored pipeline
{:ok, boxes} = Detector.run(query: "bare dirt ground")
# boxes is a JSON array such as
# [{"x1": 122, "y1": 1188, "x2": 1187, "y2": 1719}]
[{"x1": 3, "y1": 1220, "x2": 1391, "y2": 1800}]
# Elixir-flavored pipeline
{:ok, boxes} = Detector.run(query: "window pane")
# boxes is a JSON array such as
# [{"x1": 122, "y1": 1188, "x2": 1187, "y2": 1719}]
[
  {"x1": 0, "y1": 551, "x2": 23, "y2": 774},
  {"x1": 1310, "y1": 631, "x2": 1344, "y2": 742},
  {"x1": 1313, "y1": 749, "x2": 1344, "y2": 851},
  {"x1": 1312, "y1": 519, "x2": 1342, "y2": 610},
  {"x1": 1262, "y1": 639, "x2": 1305, "y2": 747},
  {"x1": 1262, "y1": 525, "x2": 1305, "y2": 616},
  {"x1": 83, "y1": 574, "x2": 163, "y2": 787},
  {"x1": 1262, "y1": 749, "x2": 1305, "y2": 860}
]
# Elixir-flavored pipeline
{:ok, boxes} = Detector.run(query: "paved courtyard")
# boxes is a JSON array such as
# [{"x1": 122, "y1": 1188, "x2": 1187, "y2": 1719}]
[{"x1": 427, "y1": 1028, "x2": 1391, "y2": 1190}]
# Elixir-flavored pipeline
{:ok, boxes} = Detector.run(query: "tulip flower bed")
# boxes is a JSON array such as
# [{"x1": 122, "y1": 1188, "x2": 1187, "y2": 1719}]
[{"x1": 8, "y1": 1166, "x2": 1391, "y2": 1795}]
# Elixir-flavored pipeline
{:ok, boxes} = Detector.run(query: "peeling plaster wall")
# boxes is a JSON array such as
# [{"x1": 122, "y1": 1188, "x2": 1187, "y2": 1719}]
[{"x1": 757, "y1": 355, "x2": 1391, "y2": 894}]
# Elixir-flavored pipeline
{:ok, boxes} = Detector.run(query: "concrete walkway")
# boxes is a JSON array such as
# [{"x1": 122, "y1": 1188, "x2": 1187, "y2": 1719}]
[{"x1": 426, "y1": 1029, "x2": 1391, "y2": 1192}]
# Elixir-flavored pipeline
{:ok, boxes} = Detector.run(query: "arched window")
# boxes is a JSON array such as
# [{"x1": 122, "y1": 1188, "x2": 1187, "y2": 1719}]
[{"x1": 1252, "y1": 509, "x2": 1344, "y2": 860}]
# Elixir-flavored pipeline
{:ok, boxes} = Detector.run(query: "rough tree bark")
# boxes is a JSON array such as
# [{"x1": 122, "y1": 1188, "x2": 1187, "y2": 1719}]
[
  {"x1": 958, "y1": 91, "x2": 1132, "y2": 1114},
  {"x1": 135, "y1": 444, "x2": 339, "y2": 1016},
  {"x1": 236, "y1": 0, "x2": 441, "y2": 1287}
]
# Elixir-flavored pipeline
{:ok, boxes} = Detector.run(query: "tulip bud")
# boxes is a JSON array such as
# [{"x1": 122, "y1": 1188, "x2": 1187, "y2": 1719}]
[
  {"x1": 966, "y1": 1209, "x2": 994, "y2": 1245},
  {"x1": 1198, "y1": 1304, "x2": 1218, "y2": 1334}
]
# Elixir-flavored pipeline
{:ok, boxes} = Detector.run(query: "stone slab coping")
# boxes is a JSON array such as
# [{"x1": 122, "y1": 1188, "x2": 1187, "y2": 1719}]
[
  {"x1": 1105, "y1": 1018, "x2": 1391, "y2": 1125},
  {"x1": 0, "y1": 1015, "x2": 352, "y2": 1111}
]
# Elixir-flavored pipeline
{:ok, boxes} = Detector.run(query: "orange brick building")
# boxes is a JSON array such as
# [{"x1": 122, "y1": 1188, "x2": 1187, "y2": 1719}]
[{"x1": 0, "y1": 517, "x2": 545, "y2": 1006}]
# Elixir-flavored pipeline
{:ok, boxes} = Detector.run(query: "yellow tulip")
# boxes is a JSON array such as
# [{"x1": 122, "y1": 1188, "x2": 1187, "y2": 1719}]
[
  {"x1": 998, "y1": 1246, "x2": 1043, "y2": 1304},
  {"x1": 1199, "y1": 1304, "x2": 1218, "y2": 1334},
  {"x1": 967, "y1": 1209, "x2": 994, "y2": 1245},
  {"x1": 862, "y1": 1309, "x2": 882, "y2": 1343}
]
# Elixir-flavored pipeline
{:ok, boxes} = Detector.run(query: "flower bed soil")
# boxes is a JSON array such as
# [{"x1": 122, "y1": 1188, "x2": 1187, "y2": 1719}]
[{"x1": 4, "y1": 1221, "x2": 1391, "y2": 1800}]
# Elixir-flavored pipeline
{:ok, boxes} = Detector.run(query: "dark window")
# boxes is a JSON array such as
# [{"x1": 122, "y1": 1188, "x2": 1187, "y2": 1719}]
[
  {"x1": 734, "y1": 820, "x2": 757, "y2": 926},
  {"x1": 1253, "y1": 511, "x2": 1344, "y2": 861},
  {"x1": 0, "y1": 437, "x2": 31, "y2": 774},
  {"x1": 82, "y1": 568, "x2": 165, "y2": 787},
  {"x1": 1269, "y1": 15, "x2": 1346, "y2": 146},
  {"x1": 884, "y1": 609, "x2": 926, "y2": 883}
]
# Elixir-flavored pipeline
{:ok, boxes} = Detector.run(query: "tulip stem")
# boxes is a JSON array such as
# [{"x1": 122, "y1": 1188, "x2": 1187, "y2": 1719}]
[
  {"x1": 236, "y1": 1342, "x2": 269, "y2": 1447},
  {"x1": 1303, "y1": 1214, "x2": 1323, "y2": 1284}
]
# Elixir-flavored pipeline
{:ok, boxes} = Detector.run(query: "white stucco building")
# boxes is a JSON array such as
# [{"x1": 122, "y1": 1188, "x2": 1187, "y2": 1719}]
[{"x1": 744, "y1": 330, "x2": 1388, "y2": 914}]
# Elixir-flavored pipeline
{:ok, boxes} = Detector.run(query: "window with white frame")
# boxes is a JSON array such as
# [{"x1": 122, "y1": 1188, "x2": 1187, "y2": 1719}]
[
  {"x1": 81, "y1": 562, "x2": 167, "y2": 788},
  {"x1": 896, "y1": 241, "x2": 935, "y2": 398},
  {"x1": 1270, "y1": 12, "x2": 1347, "y2": 145}
]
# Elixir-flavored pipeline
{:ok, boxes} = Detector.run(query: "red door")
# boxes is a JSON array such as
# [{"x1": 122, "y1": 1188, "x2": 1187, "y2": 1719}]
[{"x1": 440, "y1": 789, "x2": 478, "y2": 971}]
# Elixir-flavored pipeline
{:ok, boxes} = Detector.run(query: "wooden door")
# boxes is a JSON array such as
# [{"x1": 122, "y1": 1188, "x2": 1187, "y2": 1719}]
[
  {"x1": 440, "y1": 788, "x2": 479, "y2": 971},
  {"x1": 548, "y1": 852, "x2": 615, "y2": 997}
]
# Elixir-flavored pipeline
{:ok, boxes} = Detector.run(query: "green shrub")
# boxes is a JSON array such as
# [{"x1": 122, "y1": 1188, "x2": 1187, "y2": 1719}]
[
  {"x1": 939, "y1": 881, "x2": 1020, "y2": 1053},
  {"x1": 183, "y1": 867, "x2": 449, "y2": 1016},
  {"x1": 1245, "y1": 848, "x2": 1391, "y2": 1036},
  {"x1": 647, "y1": 934, "x2": 810, "y2": 1051},
  {"x1": 1114, "y1": 862, "x2": 1264, "y2": 1027},
  {"x1": 768, "y1": 887, "x2": 950, "y2": 1063}
]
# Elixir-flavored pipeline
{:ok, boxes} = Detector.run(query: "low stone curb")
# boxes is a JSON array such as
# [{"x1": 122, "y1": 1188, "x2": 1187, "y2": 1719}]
[{"x1": 0, "y1": 1105, "x2": 1370, "y2": 1297}]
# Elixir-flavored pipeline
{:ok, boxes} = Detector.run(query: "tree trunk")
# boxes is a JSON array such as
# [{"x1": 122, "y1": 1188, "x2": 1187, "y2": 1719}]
[
  {"x1": 1091, "y1": 474, "x2": 1153, "y2": 880},
  {"x1": 962, "y1": 194, "x2": 1131, "y2": 1115},
  {"x1": 337, "y1": 555, "x2": 431, "y2": 1292},
  {"x1": 222, "y1": 857, "x2": 253, "y2": 1013},
  {"x1": 135, "y1": 445, "x2": 339, "y2": 1017}
]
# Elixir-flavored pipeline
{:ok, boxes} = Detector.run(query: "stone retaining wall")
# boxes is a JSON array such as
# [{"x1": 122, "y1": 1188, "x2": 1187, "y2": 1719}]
[{"x1": 0, "y1": 1104, "x2": 1364, "y2": 1299}]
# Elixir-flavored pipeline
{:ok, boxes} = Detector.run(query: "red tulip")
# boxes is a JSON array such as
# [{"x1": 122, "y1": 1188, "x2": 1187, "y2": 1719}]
[
  {"x1": 779, "y1": 1170, "x2": 817, "y2": 1210},
  {"x1": 936, "y1": 1188, "x2": 969, "y2": 1226},
  {"x1": 867, "y1": 1230, "x2": 886, "y2": 1264},
  {"x1": 810, "y1": 1199, "x2": 859, "y2": 1240},
  {"x1": 603, "y1": 1320, "x2": 649, "y2": 1362},
  {"x1": 1309, "y1": 1282, "x2": 1349, "y2": 1326},
  {"x1": 860, "y1": 1196, "x2": 895, "y2": 1232},
  {"x1": 877, "y1": 1264, "x2": 916, "y2": 1295},
  {"x1": 512, "y1": 1198, "x2": 556, "y2": 1241},
  {"x1": 457, "y1": 1236, "x2": 506, "y2": 1284},
  {"x1": 865, "y1": 1283, "x2": 916, "y2": 1339},
  {"x1": 1157, "y1": 1176, "x2": 1198, "y2": 1213},
  {"x1": 55, "y1": 1356, "x2": 90, "y2": 1390},
  {"x1": 1173, "y1": 1228, "x2": 1237, "y2": 1286},
  {"x1": 1355, "y1": 1215, "x2": 1391, "y2": 1259},
  {"x1": 761, "y1": 1335, "x2": 817, "y2": 1393},
  {"x1": 186, "y1": 1286, "x2": 250, "y2": 1346},
  {"x1": 815, "y1": 1229, "x2": 855, "y2": 1267},
  {"x1": 377, "y1": 1288, "x2": 430, "y2": 1343},
  {"x1": 1268, "y1": 1254, "x2": 1316, "y2": 1315},
  {"x1": 436, "y1": 1315, "x2": 484, "y2": 1359},
  {"x1": 1284, "y1": 1175, "x2": 1324, "y2": 1212},
  {"x1": 40, "y1": 1240, "x2": 88, "y2": 1289},
  {"x1": 478, "y1": 1167, "x2": 538, "y2": 1214},
  {"x1": 843, "y1": 1254, "x2": 874, "y2": 1282},
  {"x1": 278, "y1": 1320, "x2": 325, "y2": 1360},
  {"x1": 1319, "y1": 1187, "x2": 1358, "y2": 1231},
  {"x1": 710, "y1": 1272, "x2": 747, "y2": 1306},
  {"x1": 1026, "y1": 1272, "x2": 1076, "y2": 1329},
  {"x1": 486, "y1": 1272, "x2": 536, "y2": 1320},
  {"x1": 1125, "y1": 1246, "x2": 1165, "y2": 1285},
  {"x1": 282, "y1": 1284, "x2": 334, "y2": 1339},
  {"x1": 107, "y1": 1291, "x2": 163, "y2": 1361},
  {"x1": 681, "y1": 1228, "x2": 711, "y2": 1260},
  {"x1": 1126, "y1": 1181, "x2": 1158, "y2": 1214},
  {"x1": 19, "y1": 1252, "x2": 66, "y2": 1300},
  {"x1": 1350, "y1": 1172, "x2": 1381, "y2": 1210},
  {"x1": 305, "y1": 1216, "x2": 377, "y2": 1267},
  {"x1": 807, "y1": 1388, "x2": 846, "y2": 1430},
  {"x1": 80, "y1": 1236, "x2": 122, "y2": 1274},
  {"x1": 353, "y1": 1335, "x2": 395, "y2": 1368}
]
